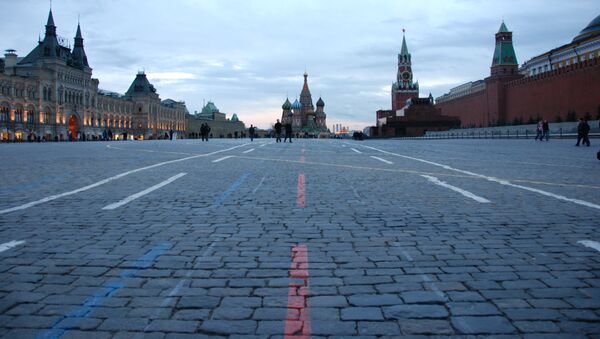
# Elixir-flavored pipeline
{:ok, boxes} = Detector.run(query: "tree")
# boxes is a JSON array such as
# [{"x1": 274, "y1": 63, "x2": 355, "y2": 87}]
[
  {"x1": 555, "y1": 114, "x2": 563, "y2": 123},
  {"x1": 584, "y1": 112, "x2": 592, "y2": 121},
  {"x1": 566, "y1": 110, "x2": 577, "y2": 122}
]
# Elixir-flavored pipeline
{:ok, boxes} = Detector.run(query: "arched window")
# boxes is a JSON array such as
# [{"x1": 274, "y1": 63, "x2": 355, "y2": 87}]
[
  {"x1": 43, "y1": 107, "x2": 52, "y2": 124},
  {"x1": 14, "y1": 105, "x2": 24, "y2": 123},
  {"x1": 0, "y1": 103, "x2": 9, "y2": 122},
  {"x1": 27, "y1": 105, "x2": 35, "y2": 124}
]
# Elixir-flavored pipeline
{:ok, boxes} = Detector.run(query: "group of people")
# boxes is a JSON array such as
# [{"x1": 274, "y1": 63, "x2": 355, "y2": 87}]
[
  {"x1": 273, "y1": 119, "x2": 293, "y2": 143},
  {"x1": 199, "y1": 123, "x2": 211, "y2": 141},
  {"x1": 534, "y1": 120, "x2": 550, "y2": 141}
]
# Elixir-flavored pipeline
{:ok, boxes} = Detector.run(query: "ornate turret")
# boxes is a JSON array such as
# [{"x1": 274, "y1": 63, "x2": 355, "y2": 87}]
[
  {"x1": 125, "y1": 71, "x2": 158, "y2": 96},
  {"x1": 299, "y1": 72, "x2": 314, "y2": 113},
  {"x1": 71, "y1": 23, "x2": 89, "y2": 68},
  {"x1": 490, "y1": 21, "x2": 518, "y2": 77},
  {"x1": 281, "y1": 97, "x2": 293, "y2": 124},
  {"x1": 42, "y1": 9, "x2": 60, "y2": 58},
  {"x1": 282, "y1": 98, "x2": 292, "y2": 110}
]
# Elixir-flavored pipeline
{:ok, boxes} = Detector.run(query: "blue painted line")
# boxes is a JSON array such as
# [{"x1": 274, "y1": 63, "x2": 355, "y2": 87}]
[
  {"x1": 37, "y1": 242, "x2": 171, "y2": 339},
  {"x1": 211, "y1": 173, "x2": 250, "y2": 208}
]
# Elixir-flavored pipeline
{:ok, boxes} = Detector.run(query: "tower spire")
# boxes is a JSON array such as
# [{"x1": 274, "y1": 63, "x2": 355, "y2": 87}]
[{"x1": 400, "y1": 30, "x2": 409, "y2": 56}]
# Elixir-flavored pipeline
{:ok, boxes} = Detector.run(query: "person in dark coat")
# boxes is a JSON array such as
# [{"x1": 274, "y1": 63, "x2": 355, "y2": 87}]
[
  {"x1": 284, "y1": 123, "x2": 293, "y2": 143},
  {"x1": 249, "y1": 125, "x2": 256, "y2": 141},
  {"x1": 542, "y1": 120, "x2": 549, "y2": 141},
  {"x1": 274, "y1": 119, "x2": 282, "y2": 143},
  {"x1": 576, "y1": 118, "x2": 591, "y2": 146}
]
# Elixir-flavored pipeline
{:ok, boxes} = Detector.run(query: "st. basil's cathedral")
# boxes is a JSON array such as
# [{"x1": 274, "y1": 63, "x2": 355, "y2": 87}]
[{"x1": 280, "y1": 72, "x2": 328, "y2": 135}]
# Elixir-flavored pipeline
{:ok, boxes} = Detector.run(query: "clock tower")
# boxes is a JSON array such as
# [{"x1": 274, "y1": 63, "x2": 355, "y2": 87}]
[{"x1": 392, "y1": 31, "x2": 419, "y2": 111}]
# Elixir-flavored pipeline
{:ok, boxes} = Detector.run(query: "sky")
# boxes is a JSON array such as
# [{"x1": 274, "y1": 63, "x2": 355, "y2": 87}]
[{"x1": 1, "y1": 0, "x2": 598, "y2": 130}]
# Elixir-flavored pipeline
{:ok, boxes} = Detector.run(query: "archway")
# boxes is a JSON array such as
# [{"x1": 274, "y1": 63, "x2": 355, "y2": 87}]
[{"x1": 68, "y1": 115, "x2": 79, "y2": 141}]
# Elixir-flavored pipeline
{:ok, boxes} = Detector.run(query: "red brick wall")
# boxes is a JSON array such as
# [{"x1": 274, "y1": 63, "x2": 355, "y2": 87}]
[
  {"x1": 435, "y1": 58, "x2": 600, "y2": 127},
  {"x1": 435, "y1": 90, "x2": 487, "y2": 127},
  {"x1": 504, "y1": 59, "x2": 600, "y2": 122}
]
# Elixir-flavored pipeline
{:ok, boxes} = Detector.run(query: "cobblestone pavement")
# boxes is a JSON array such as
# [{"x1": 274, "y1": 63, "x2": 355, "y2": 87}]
[{"x1": 0, "y1": 138, "x2": 599, "y2": 338}]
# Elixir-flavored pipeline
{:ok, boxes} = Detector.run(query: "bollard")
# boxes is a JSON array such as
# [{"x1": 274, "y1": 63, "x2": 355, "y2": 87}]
[
  {"x1": 525, "y1": 130, "x2": 528, "y2": 139},
  {"x1": 560, "y1": 128, "x2": 562, "y2": 138},
  {"x1": 517, "y1": 130, "x2": 519, "y2": 139}
]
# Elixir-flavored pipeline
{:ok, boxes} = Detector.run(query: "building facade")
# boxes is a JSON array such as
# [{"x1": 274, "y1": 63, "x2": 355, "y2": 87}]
[
  {"x1": 186, "y1": 101, "x2": 246, "y2": 138},
  {"x1": 436, "y1": 16, "x2": 600, "y2": 127},
  {"x1": 0, "y1": 9, "x2": 187, "y2": 141},
  {"x1": 280, "y1": 73, "x2": 328, "y2": 135}
]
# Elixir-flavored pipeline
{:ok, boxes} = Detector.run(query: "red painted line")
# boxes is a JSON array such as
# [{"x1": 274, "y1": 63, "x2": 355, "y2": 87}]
[
  {"x1": 284, "y1": 244, "x2": 310, "y2": 339},
  {"x1": 296, "y1": 173, "x2": 305, "y2": 208}
]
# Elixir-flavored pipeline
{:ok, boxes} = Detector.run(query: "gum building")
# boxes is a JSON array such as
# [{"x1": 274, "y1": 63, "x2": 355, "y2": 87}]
[{"x1": 0, "y1": 9, "x2": 187, "y2": 141}]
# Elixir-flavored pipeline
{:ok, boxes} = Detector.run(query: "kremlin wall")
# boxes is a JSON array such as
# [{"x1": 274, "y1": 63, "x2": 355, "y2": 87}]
[{"x1": 435, "y1": 16, "x2": 600, "y2": 128}]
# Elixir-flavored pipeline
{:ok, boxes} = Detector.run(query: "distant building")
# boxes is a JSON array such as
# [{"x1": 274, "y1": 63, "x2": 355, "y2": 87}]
[
  {"x1": 371, "y1": 32, "x2": 459, "y2": 137},
  {"x1": 435, "y1": 16, "x2": 600, "y2": 127},
  {"x1": 0, "y1": 8, "x2": 187, "y2": 141},
  {"x1": 280, "y1": 73, "x2": 328, "y2": 136},
  {"x1": 186, "y1": 101, "x2": 246, "y2": 138}
]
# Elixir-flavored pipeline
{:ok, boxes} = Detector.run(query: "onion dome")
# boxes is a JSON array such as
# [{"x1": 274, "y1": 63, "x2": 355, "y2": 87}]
[
  {"x1": 292, "y1": 98, "x2": 301, "y2": 109},
  {"x1": 282, "y1": 98, "x2": 292, "y2": 110},
  {"x1": 573, "y1": 14, "x2": 600, "y2": 42},
  {"x1": 316, "y1": 97, "x2": 325, "y2": 107}
]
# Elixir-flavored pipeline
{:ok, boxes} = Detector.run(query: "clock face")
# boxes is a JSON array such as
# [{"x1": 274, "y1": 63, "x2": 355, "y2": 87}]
[{"x1": 402, "y1": 72, "x2": 411, "y2": 80}]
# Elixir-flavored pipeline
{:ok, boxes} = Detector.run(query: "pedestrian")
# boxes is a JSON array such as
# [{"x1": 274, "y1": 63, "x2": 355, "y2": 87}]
[
  {"x1": 274, "y1": 119, "x2": 282, "y2": 143},
  {"x1": 205, "y1": 124, "x2": 211, "y2": 141},
  {"x1": 542, "y1": 119, "x2": 549, "y2": 141},
  {"x1": 535, "y1": 120, "x2": 543, "y2": 141},
  {"x1": 249, "y1": 125, "x2": 256, "y2": 141},
  {"x1": 169, "y1": 129, "x2": 174, "y2": 140},
  {"x1": 576, "y1": 118, "x2": 591, "y2": 146},
  {"x1": 284, "y1": 122, "x2": 293, "y2": 143},
  {"x1": 200, "y1": 123, "x2": 207, "y2": 141}
]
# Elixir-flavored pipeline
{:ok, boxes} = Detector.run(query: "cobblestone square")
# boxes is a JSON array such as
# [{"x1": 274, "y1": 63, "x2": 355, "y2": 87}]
[{"x1": 0, "y1": 138, "x2": 599, "y2": 337}]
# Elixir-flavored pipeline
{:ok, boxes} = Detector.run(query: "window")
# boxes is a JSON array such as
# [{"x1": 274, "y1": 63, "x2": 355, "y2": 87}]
[
  {"x1": 44, "y1": 111, "x2": 52, "y2": 124},
  {"x1": 0, "y1": 106, "x2": 8, "y2": 122},
  {"x1": 14, "y1": 108, "x2": 23, "y2": 123},
  {"x1": 27, "y1": 111, "x2": 34, "y2": 123}
]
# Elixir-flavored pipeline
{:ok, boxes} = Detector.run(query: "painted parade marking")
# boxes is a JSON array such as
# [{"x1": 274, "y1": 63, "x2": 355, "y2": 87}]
[
  {"x1": 370, "y1": 156, "x2": 394, "y2": 164},
  {"x1": 102, "y1": 173, "x2": 187, "y2": 210},
  {"x1": 350, "y1": 148, "x2": 362, "y2": 154},
  {"x1": 284, "y1": 244, "x2": 311, "y2": 339},
  {"x1": 0, "y1": 144, "x2": 249, "y2": 215},
  {"x1": 296, "y1": 173, "x2": 306, "y2": 208},
  {"x1": 421, "y1": 175, "x2": 491, "y2": 203},
  {"x1": 360, "y1": 145, "x2": 600, "y2": 211},
  {"x1": 243, "y1": 148, "x2": 255, "y2": 153},
  {"x1": 212, "y1": 155, "x2": 235, "y2": 163},
  {"x1": 211, "y1": 173, "x2": 250, "y2": 208},
  {"x1": 252, "y1": 176, "x2": 266, "y2": 194},
  {"x1": 577, "y1": 240, "x2": 600, "y2": 253},
  {"x1": 0, "y1": 240, "x2": 26, "y2": 253}
]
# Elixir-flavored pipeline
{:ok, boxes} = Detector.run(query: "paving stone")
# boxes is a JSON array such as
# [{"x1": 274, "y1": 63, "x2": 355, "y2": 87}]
[
  {"x1": 401, "y1": 291, "x2": 447, "y2": 303},
  {"x1": 383, "y1": 305, "x2": 448, "y2": 319},
  {"x1": 146, "y1": 320, "x2": 200, "y2": 333},
  {"x1": 398, "y1": 319, "x2": 454, "y2": 335},
  {"x1": 451, "y1": 316, "x2": 517, "y2": 334},
  {"x1": 348, "y1": 294, "x2": 402, "y2": 306},
  {"x1": 357, "y1": 321, "x2": 401, "y2": 335},
  {"x1": 341, "y1": 307, "x2": 383, "y2": 320},
  {"x1": 200, "y1": 320, "x2": 257, "y2": 334}
]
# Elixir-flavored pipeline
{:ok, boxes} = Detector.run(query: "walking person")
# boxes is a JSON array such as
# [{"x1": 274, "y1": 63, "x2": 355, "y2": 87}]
[
  {"x1": 200, "y1": 123, "x2": 206, "y2": 141},
  {"x1": 535, "y1": 120, "x2": 543, "y2": 141},
  {"x1": 274, "y1": 119, "x2": 282, "y2": 143},
  {"x1": 249, "y1": 125, "x2": 256, "y2": 141},
  {"x1": 284, "y1": 122, "x2": 293, "y2": 143},
  {"x1": 576, "y1": 118, "x2": 591, "y2": 146},
  {"x1": 542, "y1": 119, "x2": 550, "y2": 141}
]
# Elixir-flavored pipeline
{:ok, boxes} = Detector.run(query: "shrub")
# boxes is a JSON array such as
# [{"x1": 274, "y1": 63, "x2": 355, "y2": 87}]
[{"x1": 566, "y1": 111, "x2": 577, "y2": 122}]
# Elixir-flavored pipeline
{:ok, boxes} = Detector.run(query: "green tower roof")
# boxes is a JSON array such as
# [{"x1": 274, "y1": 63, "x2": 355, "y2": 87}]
[
  {"x1": 400, "y1": 34, "x2": 409, "y2": 56},
  {"x1": 492, "y1": 22, "x2": 518, "y2": 66}
]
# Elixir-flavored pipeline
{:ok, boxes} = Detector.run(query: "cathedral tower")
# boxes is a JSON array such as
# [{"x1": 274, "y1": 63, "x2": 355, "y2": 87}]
[{"x1": 392, "y1": 31, "x2": 419, "y2": 111}]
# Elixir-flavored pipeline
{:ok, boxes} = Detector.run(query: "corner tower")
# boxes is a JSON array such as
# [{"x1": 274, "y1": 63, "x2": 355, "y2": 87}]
[{"x1": 392, "y1": 30, "x2": 419, "y2": 111}]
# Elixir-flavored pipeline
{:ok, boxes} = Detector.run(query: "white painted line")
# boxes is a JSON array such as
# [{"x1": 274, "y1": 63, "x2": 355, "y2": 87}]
[
  {"x1": 370, "y1": 156, "x2": 393, "y2": 164},
  {"x1": 243, "y1": 148, "x2": 255, "y2": 154},
  {"x1": 259, "y1": 142, "x2": 271, "y2": 147},
  {"x1": 0, "y1": 240, "x2": 26, "y2": 253},
  {"x1": 578, "y1": 240, "x2": 600, "y2": 253},
  {"x1": 102, "y1": 173, "x2": 187, "y2": 210},
  {"x1": 212, "y1": 155, "x2": 234, "y2": 163},
  {"x1": 361, "y1": 145, "x2": 600, "y2": 211},
  {"x1": 350, "y1": 148, "x2": 362, "y2": 154},
  {"x1": 421, "y1": 175, "x2": 491, "y2": 203},
  {"x1": 0, "y1": 144, "x2": 250, "y2": 215},
  {"x1": 252, "y1": 176, "x2": 266, "y2": 194}
]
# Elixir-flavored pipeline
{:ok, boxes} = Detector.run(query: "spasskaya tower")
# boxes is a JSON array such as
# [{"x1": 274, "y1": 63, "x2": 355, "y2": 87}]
[{"x1": 391, "y1": 30, "x2": 419, "y2": 111}]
